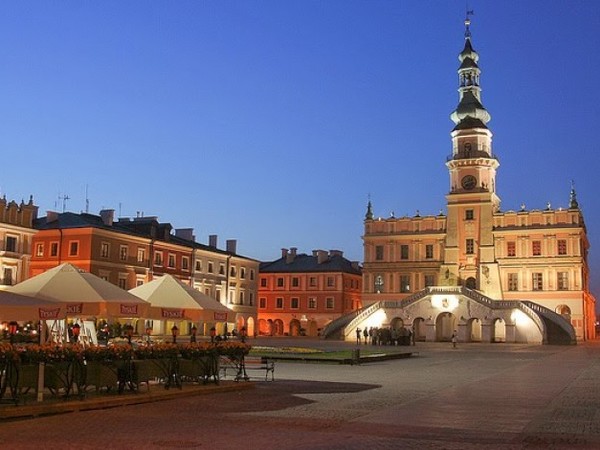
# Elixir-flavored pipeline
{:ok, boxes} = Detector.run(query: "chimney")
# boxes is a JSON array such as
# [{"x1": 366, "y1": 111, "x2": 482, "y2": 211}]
[
  {"x1": 46, "y1": 211, "x2": 59, "y2": 223},
  {"x1": 281, "y1": 248, "x2": 289, "y2": 259},
  {"x1": 175, "y1": 228, "x2": 195, "y2": 241},
  {"x1": 329, "y1": 250, "x2": 343, "y2": 258},
  {"x1": 316, "y1": 250, "x2": 328, "y2": 264},
  {"x1": 226, "y1": 239, "x2": 237, "y2": 254},
  {"x1": 286, "y1": 247, "x2": 297, "y2": 264},
  {"x1": 209, "y1": 235, "x2": 218, "y2": 248},
  {"x1": 99, "y1": 209, "x2": 114, "y2": 226}
]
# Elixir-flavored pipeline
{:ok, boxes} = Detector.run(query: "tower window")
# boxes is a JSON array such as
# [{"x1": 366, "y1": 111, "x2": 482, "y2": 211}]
[
  {"x1": 532, "y1": 241, "x2": 542, "y2": 256},
  {"x1": 508, "y1": 273, "x2": 518, "y2": 291},
  {"x1": 465, "y1": 209, "x2": 474, "y2": 220},
  {"x1": 557, "y1": 240, "x2": 567, "y2": 256},
  {"x1": 425, "y1": 244, "x2": 434, "y2": 259},
  {"x1": 532, "y1": 273, "x2": 543, "y2": 291},
  {"x1": 400, "y1": 245, "x2": 409, "y2": 260},
  {"x1": 557, "y1": 272, "x2": 568, "y2": 290},
  {"x1": 375, "y1": 245, "x2": 384, "y2": 260},
  {"x1": 507, "y1": 241, "x2": 516, "y2": 257},
  {"x1": 466, "y1": 239, "x2": 474, "y2": 255}
]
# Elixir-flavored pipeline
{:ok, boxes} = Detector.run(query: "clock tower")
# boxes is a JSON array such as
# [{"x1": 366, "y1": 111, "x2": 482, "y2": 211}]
[{"x1": 441, "y1": 15, "x2": 502, "y2": 297}]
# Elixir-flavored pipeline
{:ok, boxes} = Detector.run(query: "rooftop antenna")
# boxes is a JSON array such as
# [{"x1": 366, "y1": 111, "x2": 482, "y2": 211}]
[
  {"x1": 85, "y1": 184, "x2": 90, "y2": 214},
  {"x1": 119, "y1": 202, "x2": 122, "y2": 218},
  {"x1": 59, "y1": 194, "x2": 70, "y2": 213}
]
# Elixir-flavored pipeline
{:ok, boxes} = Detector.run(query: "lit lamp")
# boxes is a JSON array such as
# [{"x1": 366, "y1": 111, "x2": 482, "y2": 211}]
[
  {"x1": 171, "y1": 325, "x2": 179, "y2": 344},
  {"x1": 72, "y1": 323, "x2": 81, "y2": 343},
  {"x1": 8, "y1": 321, "x2": 18, "y2": 344}
]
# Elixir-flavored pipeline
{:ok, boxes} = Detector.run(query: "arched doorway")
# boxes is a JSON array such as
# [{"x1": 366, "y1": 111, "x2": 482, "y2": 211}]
[
  {"x1": 390, "y1": 317, "x2": 404, "y2": 330},
  {"x1": 236, "y1": 317, "x2": 245, "y2": 334},
  {"x1": 289, "y1": 319, "x2": 301, "y2": 336},
  {"x1": 413, "y1": 317, "x2": 426, "y2": 341},
  {"x1": 465, "y1": 277, "x2": 477, "y2": 289},
  {"x1": 246, "y1": 317, "x2": 256, "y2": 338},
  {"x1": 273, "y1": 319, "x2": 284, "y2": 336},
  {"x1": 436, "y1": 312, "x2": 457, "y2": 341},
  {"x1": 492, "y1": 318, "x2": 506, "y2": 342},
  {"x1": 467, "y1": 318, "x2": 482, "y2": 342},
  {"x1": 556, "y1": 304, "x2": 571, "y2": 318}
]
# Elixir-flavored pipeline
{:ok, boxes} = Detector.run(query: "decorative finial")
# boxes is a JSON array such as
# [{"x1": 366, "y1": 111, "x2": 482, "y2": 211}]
[
  {"x1": 546, "y1": 202, "x2": 552, "y2": 210},
  {"x1": 464, "y1": 8, "x2": 474, "y2": 38},
  {"x1": 365, "y1": 195, "x2": 374, "y2": 220},
  {"x1": 520, "y1": 203, "x2": 526, "y2": 211},
  {"x1": 569, "y1": 180, "x2": 579, "y2": 209},
  {"x1": 389, "y1": 211, "x2": 395, "y2": 218}
]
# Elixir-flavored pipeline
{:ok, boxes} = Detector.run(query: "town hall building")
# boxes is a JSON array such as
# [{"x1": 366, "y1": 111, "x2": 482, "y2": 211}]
[{"x1": 326, "y1": 17, "x2": 595, "y2": 344}]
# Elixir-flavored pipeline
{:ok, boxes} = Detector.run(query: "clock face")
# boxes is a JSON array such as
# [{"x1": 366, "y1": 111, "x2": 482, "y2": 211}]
[{"x1": 461, "y1": 175, "x2": 477, "y2": 190}]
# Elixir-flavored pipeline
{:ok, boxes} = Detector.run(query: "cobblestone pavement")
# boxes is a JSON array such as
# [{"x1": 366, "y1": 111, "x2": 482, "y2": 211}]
[{"x1": 1, "y1": 339, "x2": 599, "y2": 449}]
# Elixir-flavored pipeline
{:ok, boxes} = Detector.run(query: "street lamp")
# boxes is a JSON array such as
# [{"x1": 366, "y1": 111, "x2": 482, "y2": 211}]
[
  {"x1": 171, "y1": 325, "x2": 179, "y2": 344},
  {"x1": 190, "y1": 326, "x2": 197, "y2": 343}
]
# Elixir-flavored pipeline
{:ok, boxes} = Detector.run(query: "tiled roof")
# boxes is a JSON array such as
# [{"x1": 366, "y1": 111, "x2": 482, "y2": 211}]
[{"x1": 260, "y1": 253, "x2": 361, "y2": 275}]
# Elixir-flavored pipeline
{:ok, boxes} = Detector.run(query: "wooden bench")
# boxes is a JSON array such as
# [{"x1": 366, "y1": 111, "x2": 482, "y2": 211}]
[{"x1": 220, "y1": 356, "x2": 275, "y2": 382}]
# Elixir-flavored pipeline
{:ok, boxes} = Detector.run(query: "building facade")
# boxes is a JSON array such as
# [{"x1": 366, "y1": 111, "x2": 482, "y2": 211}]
[
  {"x1": 30, "y1": 210, "x2": 259, "y2": 336},
  {"x1": 0, "y1": 196, "x2": 38, "y2": 288},
  {"x1": 258, "y1": 248, "x2": 362, "y2": 337},
  {"x1": 357, "y1": 17, "x2": 595, "y2": 343}
]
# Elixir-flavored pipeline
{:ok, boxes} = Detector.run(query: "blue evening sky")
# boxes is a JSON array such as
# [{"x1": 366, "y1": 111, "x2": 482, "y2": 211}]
[{"x1": 1, "y1": 2, "x2": 599, "y2": 303}]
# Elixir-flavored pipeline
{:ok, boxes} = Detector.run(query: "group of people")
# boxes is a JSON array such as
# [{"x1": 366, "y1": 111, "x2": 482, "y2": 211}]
[{"x1": 355, "y1": 326, "x2": 414, "y2": 346}]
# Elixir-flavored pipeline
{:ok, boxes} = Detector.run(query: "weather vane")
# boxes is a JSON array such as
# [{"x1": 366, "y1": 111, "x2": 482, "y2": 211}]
[{"x1": 465, "y1": 4, "x2": 474, "y2": 38}]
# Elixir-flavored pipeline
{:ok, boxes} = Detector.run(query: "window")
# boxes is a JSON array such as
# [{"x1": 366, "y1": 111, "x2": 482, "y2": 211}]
[
  {"x1": 465, "y1": 209, "x2": 474, "y2": 220},
  {"x1": 219, "y1": 264, "x2": 225, "y2": 275},
  {"x1": 557, "y1": 272, "x2": 568, "y2": 290},
  {"x1": 291, "y1": 298, "x2": 299, "y2": 309},
  {"x1": 276, "y1": 297, "x2": 283, "y2": 309},
  {"x1": 327, "y1": 277, "x2": 334, "y2": 288},
  {"x1": 69, "y1": 241, "x2": 79, "y2": 256},
  {"x1": 137, "y1": 248, "x2": 145, "y2": 263},
  {"x1": 532, "y1": 241, "x2": 541, "y2": 256},
  {"x1": 208, "y1": 262, "x2": 214, "y2": 273},
  {"x1": 118, "y1": 277, "x2": 128, "y2": 290},
  {"x1": 532, "y1": 273, "x2": 543, "y2": 291},
  {"x1": 277, "y1": 277, "x2": 284, "y2": 287},
  {"x1": 2, "y1": 267, "x2": 13, "y2": 286},
  {"x1": 101, "y1": 242, "x2": 110, "y2": 258},
  {"x1": 400, "y1": 275, "x2": 410, "y2": 293},
  {"x1": 507, "y1": 241, "x2": 516, "y2": 257},
  {"x1": 240, "y1": 267, "x2": 246, "y2": 279},
  {"x1": 249, "y1": 292, "x2": 254, "y2": 306},
  {"x1": 375, "y1": 245, "x2": 384, "y2": 260},
  {"x1": 119, "y1": 245, "x2": 128, "y2": 261},
  {"x1": 292, "y1": 277, "x2": 299, "y2": 287},
  {"x1": 168, "y1": 254, "x2": 176, "y2": 268},
  {"x1": 35, "y1": 243, "x2": 44, "y2": 257},
  {"x1": 425, "y1": 244, "x2": 433, "y2": 259},
  {"x1": 309, "y1": 277, "x2": 317, "y2": 287},
  {"x1": 424, "y1": 274, "x2": 435, "y2": 287},
  {"x1": 239, "y1": 291, "x2": 245, "y2": 305},
  {"x1": 308, "y1": 297, "x2": 316, "y2": 309},
  {"x1": 5, "y1": 236, "x2": 17, "y2": 252},
  {"x1": 230, "y1": 266, "x2": 237, "y2": 277},
  {"x1": 400, "y1": 245, "x2": 409, "y2": 260},
  {"x1": 326, "y1": 297, "x2": 334, "y2": 309},
  {"x1": 50, "y1": 242, "x2": 59, "y2": 257},
  {"x1": 508, "y1": 273, "x2": 518, "y2": 291},
  {"x1": 182, "y1": 256, "x2": 189, "y2": 271},
  {"x1": 466, "y1": 239, "x2": 474, "y2": 255},
  {"x1": 250, "y1": 269, "x2": 255, "y2": 281},
  {"x1": 195, "y1": 260, "x2": 202, "y2": 271},
  {"x1": 260, "y1": 278, "x2": 268, "y2": 287},
  {"x1": 557, "y1": 240, "x2": 567, "y2": 256},
  {"x1": 374, "y1": 275, "x2": 384, "y2": 293},
  {"x1": 259, "y1": 298, "x2": 266, "y2": 309},
  {"x1": 154, "y1": 251, "x2": 163, "y2": 266}
]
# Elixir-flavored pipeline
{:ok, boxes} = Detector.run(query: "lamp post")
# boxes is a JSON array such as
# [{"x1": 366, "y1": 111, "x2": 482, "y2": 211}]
[
  {"x1": 171, "y1": 325, "x2": 179, "y2": 344},
  {"x1": 72, "y1": 323, "x2": 81, "y2": 343},
  {"x1": 190, "y1": 326, "x2": 197, "y2": 343}
]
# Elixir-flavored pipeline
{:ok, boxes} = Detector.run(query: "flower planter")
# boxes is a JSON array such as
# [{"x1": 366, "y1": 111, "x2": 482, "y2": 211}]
[{"x1": 84, "y1": 361, "x2": 119, "y2": 392}]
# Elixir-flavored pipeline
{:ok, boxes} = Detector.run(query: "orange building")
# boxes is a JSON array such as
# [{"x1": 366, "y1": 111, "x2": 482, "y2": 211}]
[{"x1": 258, "y1": 248, "x2": 362, "y2": 337}]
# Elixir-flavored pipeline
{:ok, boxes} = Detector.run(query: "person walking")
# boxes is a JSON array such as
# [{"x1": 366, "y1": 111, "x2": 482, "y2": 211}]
[{"x1": 451, "y1": 330, "x2": 458, "y2": 349}]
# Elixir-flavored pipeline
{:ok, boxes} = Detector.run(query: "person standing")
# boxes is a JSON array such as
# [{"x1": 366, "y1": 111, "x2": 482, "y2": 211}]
[
  {"x1": 363, "y1": 327, "x2": 369, "y2": 345},
  {"x1": 451, "y1": 330, "x2": 458, "y2": 349},
  {"x1": 356, "y1": 328, "x2": 362, "y2": 345}
]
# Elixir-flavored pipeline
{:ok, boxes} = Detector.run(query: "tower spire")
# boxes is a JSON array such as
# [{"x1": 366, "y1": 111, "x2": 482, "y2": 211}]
[
  {"x1": 569, "y1": 180, "x2": 579, "y2": 209},
  {"x1": 365, "y1": 195, "x2": 374, "y2": 220}
]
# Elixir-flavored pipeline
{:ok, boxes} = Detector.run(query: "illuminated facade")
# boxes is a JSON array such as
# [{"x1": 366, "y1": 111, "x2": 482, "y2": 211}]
[
  {"x1": 355, "y1": 17, "x2": 595, "y2": 343},
  {"x1": 0, "y1": 196, "x2": 38, "y2": 288},
  {"x1": 30, "y1": 210, "x2": 259, "y2": 336},
  {"x1": 258, "y1": 248, "x2": 362, "y2": 337}
]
